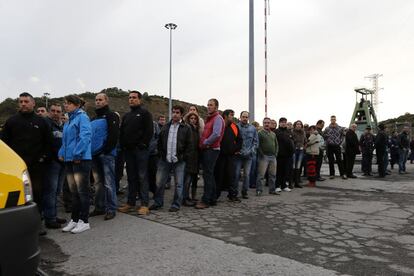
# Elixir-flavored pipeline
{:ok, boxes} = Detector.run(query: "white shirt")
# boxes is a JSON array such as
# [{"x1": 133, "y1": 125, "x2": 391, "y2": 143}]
[{"x1": 166, "y1": 122, "x2": 180, "y2": 163}]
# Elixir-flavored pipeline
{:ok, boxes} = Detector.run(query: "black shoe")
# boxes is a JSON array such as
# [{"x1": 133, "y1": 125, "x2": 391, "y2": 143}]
[
  {"x1": 182, "y1": 199, "x2": 196, "y2": 207},
  {"x1": 168, "y1": 207, "x2": 180, "y2": 212},
  {"x1": 348, "y1": 175, "x2": 357, "y2": 179},
  {"x1": 56, "y1": 217, "x2": 67, "y2": 224},
  {"x1": 228, "y1": 196, "x2": 241, "y2": 203},
  {"x1": 104, "y1": 212, "x2": 116, "y2": 220},
  {"x1": 294, "y1": 184, "x2": 303, "y2": 188},
  {"x1": 45, "y1": 221, "x2": 61, "y2": 229},
  {"x1": 269, "y1": 191, "x2": 281, "y2": 195},
  {"x1": 342, "y1": 175, "x2": 348, "y2": 180},
  {"x1": 149, "y1": 204, "x2": 162, "y2": 211},
  {"x1": 241, "y1": 192, "x2": 249, "y2": 199},
  {"x1": 89, "y1": 209, "x2": 105, "y2": 217},
  {"x1": 316, "y1": 177, "x2": 326, "y2": 181}
]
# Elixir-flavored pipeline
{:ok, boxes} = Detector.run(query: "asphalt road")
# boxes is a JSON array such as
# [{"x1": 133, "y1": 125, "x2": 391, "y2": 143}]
[{"x1": 40, "y1": 163, "x2": 414, "y2": 276}]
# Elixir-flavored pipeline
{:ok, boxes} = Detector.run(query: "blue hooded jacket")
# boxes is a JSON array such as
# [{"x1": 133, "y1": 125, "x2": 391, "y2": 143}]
[{"x1": 58, "y1": 108, "x2": 92, "y2": 161}]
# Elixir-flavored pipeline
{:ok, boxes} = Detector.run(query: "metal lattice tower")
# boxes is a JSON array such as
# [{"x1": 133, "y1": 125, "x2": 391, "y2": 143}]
[{"x1": 365, "y1": 73, "x2": 383, "y2": 119}]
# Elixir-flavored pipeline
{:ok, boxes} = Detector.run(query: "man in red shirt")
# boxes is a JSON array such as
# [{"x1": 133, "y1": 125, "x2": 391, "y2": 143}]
[{"x1": 195, "y1": 99, "x2": 225, "y2": 209}]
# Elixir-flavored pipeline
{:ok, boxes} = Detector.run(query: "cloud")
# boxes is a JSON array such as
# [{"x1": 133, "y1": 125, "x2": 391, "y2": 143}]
[
  {"x1": 76, "y1": 78, "x2": 86, "y2": 89},
  {"x1": 29, "y1": 76, "x2": 40, "y2": 83}
]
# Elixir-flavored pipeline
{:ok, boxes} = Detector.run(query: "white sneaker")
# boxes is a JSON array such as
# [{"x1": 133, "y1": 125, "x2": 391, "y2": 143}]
[
  {"x1": 70, "y1": 219, "x2": 90, "y2": 234},
  {"x1": 275, "y1": 188, "x2": 282, "y2": 192},
  {"x1": 283, "y1": 187, "x2": 291, "y2": 192},
  {"x1": 62, "y1": 219, "x2": 77, "y2": 232}
]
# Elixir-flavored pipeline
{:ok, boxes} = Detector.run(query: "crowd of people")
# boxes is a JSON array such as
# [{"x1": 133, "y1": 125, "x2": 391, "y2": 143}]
[{"x1": 1, "y1": 91, "x2": 413, "y2": 235}]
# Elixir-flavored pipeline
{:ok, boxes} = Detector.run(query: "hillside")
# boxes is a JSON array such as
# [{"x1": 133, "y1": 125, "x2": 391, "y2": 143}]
[
  {"x1": 0, "y1": 87, "x2": 207, "y2": 125},
  {"x1": 380, "y1": 112, "x2": 414, "y2": 133}
]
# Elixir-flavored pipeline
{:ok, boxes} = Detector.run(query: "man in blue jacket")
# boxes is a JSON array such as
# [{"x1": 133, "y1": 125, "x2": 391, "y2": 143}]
[
  {"x1": 89, "y1": 93, "x2": 120, "y2": 220},
  {"x1": 233, "y1": 111, "x2": 258, "y2": 200}
]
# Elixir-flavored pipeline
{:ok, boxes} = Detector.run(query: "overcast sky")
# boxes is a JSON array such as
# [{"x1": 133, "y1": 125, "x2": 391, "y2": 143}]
[{"x1": 1, "y1": 0, "x2": 413, "y2": 125}]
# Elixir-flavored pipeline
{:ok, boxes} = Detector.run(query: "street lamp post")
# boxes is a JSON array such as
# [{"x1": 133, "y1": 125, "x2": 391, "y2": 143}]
[{"x1": 165, "y1": 22, "x2": 178, "y2": 121}]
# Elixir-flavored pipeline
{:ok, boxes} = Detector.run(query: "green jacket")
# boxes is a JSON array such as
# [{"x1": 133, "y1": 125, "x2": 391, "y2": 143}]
[{"x1": 258, "y1": 129, "x2": 278, "y2": 157}]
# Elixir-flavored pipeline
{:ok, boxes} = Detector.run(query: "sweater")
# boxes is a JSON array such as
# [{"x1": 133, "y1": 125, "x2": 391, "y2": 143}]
[{"x1": 258, "y1": 129, "x2": 278, "y2": 157}]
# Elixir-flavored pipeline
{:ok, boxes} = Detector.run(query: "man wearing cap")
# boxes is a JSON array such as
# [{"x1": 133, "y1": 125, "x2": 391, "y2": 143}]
[{"x1": 360, "y1": 126, "x2": 375, "y2": 176}]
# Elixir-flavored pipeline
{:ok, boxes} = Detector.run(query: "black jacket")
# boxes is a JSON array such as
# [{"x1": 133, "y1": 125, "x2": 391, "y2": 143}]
[
  {"x1": 375, "y1": 130, "x2": 388, "y2": 153},
  {"x1": 186, "y1": 124, "x2": 200, "y2": 174},
  {"x1": 398, "y1": 131, "x2": 410, "y2": 149},
  {"x1": 94, "y1": 105, "x2": 120, "y2": 154},
  {"x1": 220, "y1": 123, "x2": 242, "y2": 156},
  {"x1": 275, "y1": 127, "x2": 295, "y2": 158},
  {"x1": 360, "y1": 133, "x2": 375, "y2": 153},
  {"x1": 158, "y1": 120, "x2": 193, "y2": 163},
  {"x1": 1, "y1": 111, "x2": 52, "y2": 166},
  {"x1": 120, "y1": 105, "x2": 153, "y2": 150},
  {"x1": 345, "y1": 130, "x2": 360, "y2": 155},
  {"x1": 45, "y1": 117, "x2": 63, "y2": 161}
]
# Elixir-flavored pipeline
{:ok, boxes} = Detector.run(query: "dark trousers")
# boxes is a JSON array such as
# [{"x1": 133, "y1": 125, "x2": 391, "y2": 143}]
[
  {"x1": 125, "y1": 148, "x2": 150, "y2": 206},
  {"x1": 215, "y1": 154, "x2": 235, "y2": 199},
  {"x1": 316, "y1": 150, "x2": 324, "y2": 179},
  {"x1": 377, "y1": 150, "x2": 386, "y2": 177},
  {"x1": 28, "y1": 162, "x2": 45, "y2": 213},
  {"x1": 345, "y1": 152, "x2": 356, "y2": 177},
  {"x1": 148, "y1": 154, "x2": 159, "y2": 195},
  {"x1": 390, "y1": 151, "x2": 399, "y2": 168},
  {"x1": 201, "y1": 149, "x2": 220, "y2": 205},
  {"x1": 65, "y1": 161, "x2": 92, "y2": 223},
  {"x1": 276, "y1": 156, "x2": 290, "y2": 189},
  {"x1": 361, "y1": 151, "x2": 373, "y2": 174},
  {"x1": 43, "y1": 160, "x2": 65, "y2": 222},
  {"x1": 326, "y1": 144, "x2": 344, "y2": 176},
  {"x1": 184, "y1": 172, "x2": 198, "y2": 200}
]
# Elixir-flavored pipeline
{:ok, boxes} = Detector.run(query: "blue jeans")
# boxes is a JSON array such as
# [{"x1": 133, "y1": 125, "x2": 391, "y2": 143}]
[
  {"x1": 43, "y1": 160, "x2": 65, "y2": 222},
  {"x1": 256, "y1": 155, "x2": 276, "y2": 192},
  {"x1": 249, "y1": 153, "x2": 258, "y2": 188},
  {"x1": 125, "y1": 148, "x2": 150, "y2": 206},
  {"x1": 201, "y1": 149, "x2": 220, "y2": 204},
  {"x1": 293, "y1": 149, "x2": 304, "y2": 169},
  {"x1": 234, "y1": 156, "x2": 252, "y2": 195},
  {"x1": 92, "y1": 154, "x2": 117, "y2": 213},
  {"x1": 153, "y1": 160, "x2": 185, "y2": 208},
  {"x1": 399, "y1": 148, "x2": 408, "y2": 172},
  {"x1": 65, "y1": 161, "x2": 92, "y2": 223}
]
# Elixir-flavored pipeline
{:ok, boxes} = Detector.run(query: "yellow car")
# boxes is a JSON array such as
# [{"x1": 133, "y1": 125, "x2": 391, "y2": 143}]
[{"x1": 0, "y1": 140, "x2": 40, "y2": 276}]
